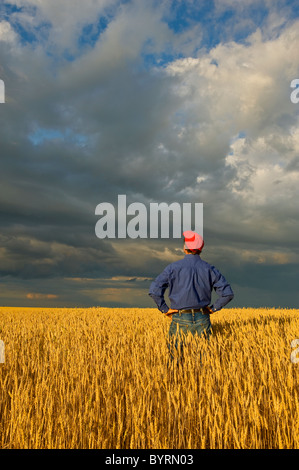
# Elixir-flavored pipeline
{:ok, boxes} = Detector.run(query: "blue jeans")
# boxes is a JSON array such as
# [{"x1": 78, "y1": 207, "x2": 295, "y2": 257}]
[{"x1": 167, "y1": 311, "x2": 211, "y2": 361}]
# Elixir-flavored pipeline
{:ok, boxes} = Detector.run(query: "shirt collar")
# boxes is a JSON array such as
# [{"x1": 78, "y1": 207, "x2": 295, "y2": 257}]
[{"x1": 184, "y1": 253, "x2": 200, "y2": 258}]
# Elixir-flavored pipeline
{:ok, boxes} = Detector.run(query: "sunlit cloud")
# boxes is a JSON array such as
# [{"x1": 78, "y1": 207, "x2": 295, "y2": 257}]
[
  {"x1": 26, "y1": 293, "x2": 58, "y2": 299},
  {"x1": 0, "y1": 0, "x2": 299, "y2": 308}
]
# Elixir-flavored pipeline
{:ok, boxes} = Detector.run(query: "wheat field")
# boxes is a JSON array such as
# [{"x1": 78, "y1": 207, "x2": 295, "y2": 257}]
[{"x1": 0, "y1": 306, "x2": 298, "y2": 449}]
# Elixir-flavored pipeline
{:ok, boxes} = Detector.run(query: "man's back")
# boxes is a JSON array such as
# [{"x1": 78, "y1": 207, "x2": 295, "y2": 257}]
[{"x1": 149, "y1": 253, "x2": 234, "y2": 313}]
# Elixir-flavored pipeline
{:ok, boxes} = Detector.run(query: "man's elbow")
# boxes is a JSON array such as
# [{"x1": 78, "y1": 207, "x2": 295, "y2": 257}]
[
  {"x1": 225, "y1": 293, "x2": 234, "y2": 303},
  {"x1": 148, "y1": 281, "x2": 156, "y2": 296}
]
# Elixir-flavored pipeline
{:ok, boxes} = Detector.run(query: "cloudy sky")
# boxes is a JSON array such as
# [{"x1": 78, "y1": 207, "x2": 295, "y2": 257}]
[{"x1": 0, "y1": 0, "x2": 299, "y2": 309}]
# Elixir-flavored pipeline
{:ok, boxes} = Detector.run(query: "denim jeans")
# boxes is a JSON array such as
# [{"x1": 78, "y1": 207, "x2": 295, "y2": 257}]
[{"x1": 167, "y1": 311, "x2": 211, "y2": 361}]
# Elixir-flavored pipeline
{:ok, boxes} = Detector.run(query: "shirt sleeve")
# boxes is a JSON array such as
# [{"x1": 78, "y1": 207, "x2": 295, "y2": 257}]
[
  {"x1": 210, "y1": 266, "x2": 234, "y2": 312},
  {"x1": 148, "y1": 267, "x2": 170, "y2": 313}
]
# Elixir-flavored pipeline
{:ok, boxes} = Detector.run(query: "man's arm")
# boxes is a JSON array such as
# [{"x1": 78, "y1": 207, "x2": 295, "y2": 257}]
[
  {"x1": 209, "y1": 266, "x2": 234, "y2": 312},
  {"x1": 148, "y1": 267, "x2": 170, "y2": 313}
]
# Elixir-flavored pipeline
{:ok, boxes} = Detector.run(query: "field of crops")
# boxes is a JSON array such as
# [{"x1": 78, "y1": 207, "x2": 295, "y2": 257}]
[{"x1": 0, "y1": 306, "x2": 298, "y2": 449}]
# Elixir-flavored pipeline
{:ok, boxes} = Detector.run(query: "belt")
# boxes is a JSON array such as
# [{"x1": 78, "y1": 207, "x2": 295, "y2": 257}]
[{"x1": 178, "y1": 308, "x2": 204, "y2": 314}]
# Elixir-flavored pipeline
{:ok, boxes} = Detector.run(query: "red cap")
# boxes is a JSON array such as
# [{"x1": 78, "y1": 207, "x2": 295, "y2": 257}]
[{"x1": 183, "y1": 230, "x2": 204, "y2": 250}]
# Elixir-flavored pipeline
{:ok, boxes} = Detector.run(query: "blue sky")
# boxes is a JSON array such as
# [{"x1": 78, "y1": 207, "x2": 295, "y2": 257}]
[
  {"x1": 1, "y1": 0, "x2": 299, "y2": 308},
  {"x1": 2, "y1": 0, "x2": 298, "y2": 61}
]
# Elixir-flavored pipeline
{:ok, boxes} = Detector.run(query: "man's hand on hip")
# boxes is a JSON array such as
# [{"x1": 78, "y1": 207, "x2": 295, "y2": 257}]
[
  {"x1": 164, "y1": 308, "x2": 178, "y2": 319},
  {"x1": 203, "y1": 306, "x2": 214, "y2": 315}
]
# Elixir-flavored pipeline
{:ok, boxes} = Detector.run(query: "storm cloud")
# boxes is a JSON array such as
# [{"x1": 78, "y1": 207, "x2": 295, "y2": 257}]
[{"x1": 0, "y1": 0, "x2": 299, "y2": 308}]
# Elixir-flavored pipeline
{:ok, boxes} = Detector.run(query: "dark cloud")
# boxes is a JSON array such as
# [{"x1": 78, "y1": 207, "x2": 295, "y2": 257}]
[{"x1": 1, "y1": 0, "x2": 299, "y2": 307}]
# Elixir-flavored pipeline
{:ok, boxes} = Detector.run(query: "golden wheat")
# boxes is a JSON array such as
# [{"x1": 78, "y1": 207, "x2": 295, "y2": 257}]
[{"x1": 0, "y1": 306, "x2": 298, "y2": 449}]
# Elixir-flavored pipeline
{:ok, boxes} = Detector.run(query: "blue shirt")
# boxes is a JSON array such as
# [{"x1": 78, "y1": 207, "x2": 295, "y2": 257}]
[{"x1": 149, "y1": 254, "x2": 234, "y2": 313}]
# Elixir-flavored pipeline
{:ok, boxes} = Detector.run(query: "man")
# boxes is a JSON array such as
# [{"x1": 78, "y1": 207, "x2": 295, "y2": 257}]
[{"x1": 149, "y1": 231, "x2": 234, "y2": 354}]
